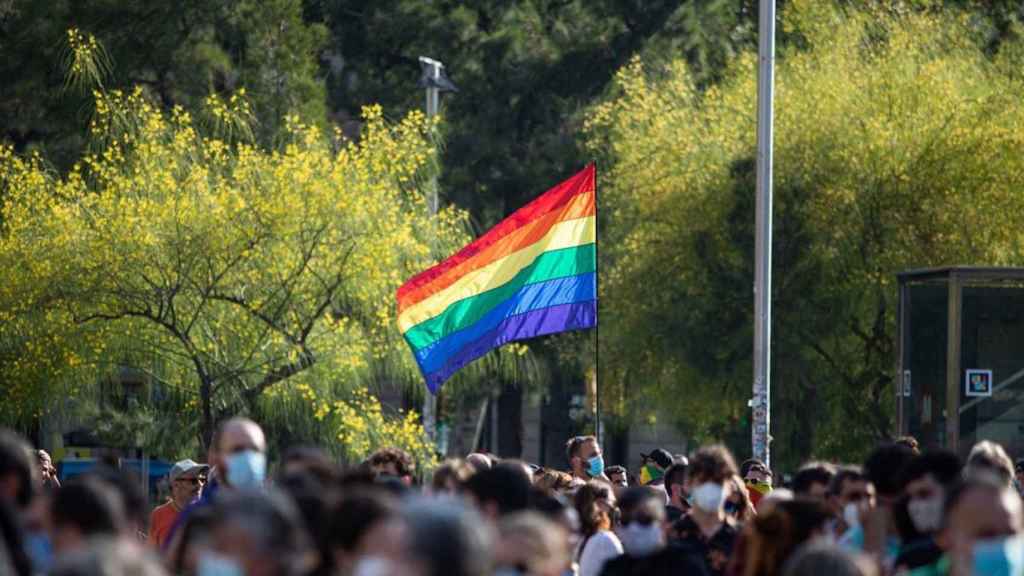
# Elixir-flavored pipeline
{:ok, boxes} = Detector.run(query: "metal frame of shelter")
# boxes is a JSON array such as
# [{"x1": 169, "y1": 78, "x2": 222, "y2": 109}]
[{"x1": 896, "y1": 266, "x2": 1024, "y2": 453}]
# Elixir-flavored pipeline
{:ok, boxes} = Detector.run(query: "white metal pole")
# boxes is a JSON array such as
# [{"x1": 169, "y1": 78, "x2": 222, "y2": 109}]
[{"x1": 753, "y1": 0, "x2": 775, "y2": 468}]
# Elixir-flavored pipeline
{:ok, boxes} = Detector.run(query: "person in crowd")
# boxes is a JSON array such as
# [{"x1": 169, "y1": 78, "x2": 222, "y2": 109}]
[
  {"x1": 329, "y1": 488, "x2": 401, "y2": 575},
  {"x1": 574, "y1": 480, "x2": 623, "y2": 576},
  {"x1": 601, "y1": 486, "x2": 711, "y2": 576},
  {"x1": 606, "y1": 466, "x2": 629, "y2": 490},
  {"x1": 466, "y1": 453, "x2": 493, "y2": 473},
  {"x1": 1015, "y1": 459, "x2": 1024, "y2": 497},
  {"x1": 535, "y1": 468, "x2": 576, "y2": 494},
  {"x1": 964, "y1": 440, "x2": 1014, "y2": 487},
  {"x1": 281, "y1": 446, "x2": 338, "y2": 486},
  {"x1": 87, "y1": 464, "x2": 149, "y2": 542},
  {"x1": 528, "y1": 487, "x2": 582, "y2": 560},
  {"x1": 464, "y1": 462, "x2": 532, "y2": 521},
  {"x1": 397, "y1": 497, "x2": 495, "y2": 576},
  {"x1": 170, "y1": 506, "x2": 215, "y2": 575},
  {"x1": 742, "y1": 459, "x2": 773, "y2": 509},
  {"x1": 827, "y1": 467, "x2": 873, "y2": 540},
  {"x1": 36, "y1": 450, "x2": 60, "y2": 490},
  {"x1": 792, "y1": 462, "x2": 835, "y2": 502},
  {"x1": 148, "y1": 459, "x2": 208, "y2": 548},
  {"x1": 673, "y1": 445, "x2": 740, "y2": 576},
  {"x1": 202, "y1": 489, "x2": 315, "y2": 576},
  {"x1": 726, "y1": 475, "x2": 756, "y2": 524},
  {"x1": 0, "y1": 430, "x2": 36, "y2": 515},
  {"x1": 0, "y1": 498, "x2": 33, "y2": 576},
  {"x1": 840, "y1": 442, "x2": 915, "y2": 570},
  {"x1": 51, "y1": 537, "x2": 167, "y2": 576},
  {"x1": 897, "y1": 436, "x2": 921, "y2": 456},
  {"x1": 367, "y1": 447, "x2": 416, "y2": 486},
  {"x1": 431, "y1": 458, "x2": 475, "y2": 495},
  {"x1": 664, "y1": 462, "x2": 690, "y2": 524},
  {"x1": 893, "y1": 450, "x2": 961, "y2": 572},
  {"x1": 757, "y1": 489, "x2": 794, "y2": 515},
  {"x1": 640, "y1": 449, "x2": 674, "y2": 488},
  {"x1": 279, "y1": 473, "x2": 339, "y2": 576},
  {"x1": 741, "y1": 499, "x2": 833, "y2": 576},
  {"x1": 567, "y1": 436, "x2": 608, "y2": 482},
  {"x1": 907, "y1": 476, "x2": 1023, "y2": 576},
  {"x1": 51, "y1": 477, "x2": 127, "y2": 555},
  {"x1": 163, "y1": 417, "x2": 267, "y2": 554},
  {"x1": 495, "y1": 511, "x2": 571, "y2": 576},
  {"x1": 781, "y1": 543, "x2": 877, "y2": 576}
]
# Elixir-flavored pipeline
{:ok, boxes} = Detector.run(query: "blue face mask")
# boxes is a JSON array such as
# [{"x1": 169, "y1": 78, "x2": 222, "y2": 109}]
[
  {"x1": 587, "y1": 455, "x2": 605, "y2": 478},
  {"x1": 973, "y1": 536, "x2": 1024, "y2": 575},
  {"x1": 24, "y1": 531, "x2": 53, "y2": 573},
  {"x1": 198, "y1": 551, "x2": 244, "y2": 576},
  {"x1": 225, "y1": 450, "x2": 266, "y2": 489}
]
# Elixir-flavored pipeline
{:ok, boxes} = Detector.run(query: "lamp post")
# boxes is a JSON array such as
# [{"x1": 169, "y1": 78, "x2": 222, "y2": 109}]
[{"x1": 752, "y1": 0, "x2": 776, "y2": 467}]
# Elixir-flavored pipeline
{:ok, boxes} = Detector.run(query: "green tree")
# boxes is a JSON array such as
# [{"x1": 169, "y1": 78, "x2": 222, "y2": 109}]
[{"x1": 586, "y1": 0, "x2": 1024, "y2": 468}]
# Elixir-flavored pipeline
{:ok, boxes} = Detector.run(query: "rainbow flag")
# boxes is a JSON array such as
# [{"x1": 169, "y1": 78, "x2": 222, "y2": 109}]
[{"x1": 397, "y1": 165, "x2": 598, "y2": 393}]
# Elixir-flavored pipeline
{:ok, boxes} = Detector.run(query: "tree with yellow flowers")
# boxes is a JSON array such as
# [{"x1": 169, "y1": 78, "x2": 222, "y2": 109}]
[
  {"x1": 586, "y1": 0, "x2": 1024, "y2": 467},
  {"x1": 0, "y1": 30, "x2": 479, "y2": 450}
]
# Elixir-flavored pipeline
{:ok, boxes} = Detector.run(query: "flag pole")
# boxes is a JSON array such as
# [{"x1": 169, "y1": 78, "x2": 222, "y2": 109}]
[
  {"x1": 752, "y1": 0, "x2": 776, "y2": 468},
  {"x1": 421, "y1": 56, "x2": 443, "y2": 447},
  {"x1": 594, "y1": 165, "x2": 602, "y2": 446}
]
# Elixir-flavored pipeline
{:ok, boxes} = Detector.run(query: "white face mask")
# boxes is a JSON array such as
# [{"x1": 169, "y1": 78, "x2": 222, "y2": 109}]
[
  {"x1": 907, "y1": 496, "x2": 944, "y2": 534},
  {"x1": 353, "y1": 556, "x2": 400, "y2": 576},
  {"x1": 691, "y1": 482, "x2": 726, "y2": 513},
  {"x1": 618, "y1": 521, "x2": 664, "y2": 557},
  {"x1": 197, "y1": 551, "x2": 244, "y2": 576},
  {"x1": 843, "y1": 502, "x2": 861, "y2": 529}
]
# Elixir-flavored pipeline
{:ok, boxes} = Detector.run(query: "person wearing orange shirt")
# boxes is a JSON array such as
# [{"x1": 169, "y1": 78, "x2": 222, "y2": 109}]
[{"x1": 148, "y1": 459, "x2": 208, "y2": 548}]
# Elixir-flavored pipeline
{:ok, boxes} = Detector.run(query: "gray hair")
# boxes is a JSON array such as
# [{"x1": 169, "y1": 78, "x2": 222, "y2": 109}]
[
  {"x1": 782, "y1": 543, "x2": 876, "y2": 576},
  {"x1": 403, "y1": 497, "x2": 494, "y2": 576}
]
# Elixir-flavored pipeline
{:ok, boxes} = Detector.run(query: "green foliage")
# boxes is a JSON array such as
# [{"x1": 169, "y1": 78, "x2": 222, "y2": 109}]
[{"x1": 586, "y1": 0, "x2": 1024, "y2": 468}]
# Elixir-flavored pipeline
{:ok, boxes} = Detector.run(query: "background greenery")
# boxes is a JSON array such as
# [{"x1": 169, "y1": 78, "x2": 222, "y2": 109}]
[{"x1": 3, "y1": 0, "x2": 1024, "y2": 469}]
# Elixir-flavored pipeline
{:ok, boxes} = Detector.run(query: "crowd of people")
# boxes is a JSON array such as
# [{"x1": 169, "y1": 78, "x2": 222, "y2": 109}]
[{"x1": 0, "y1": 420, "x2": 1023, "y2": 576}]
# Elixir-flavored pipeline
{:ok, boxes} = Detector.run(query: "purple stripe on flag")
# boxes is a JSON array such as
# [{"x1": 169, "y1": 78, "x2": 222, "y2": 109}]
[{"x1": 422, "y1": 300, "x2": 597, "y2": 393}]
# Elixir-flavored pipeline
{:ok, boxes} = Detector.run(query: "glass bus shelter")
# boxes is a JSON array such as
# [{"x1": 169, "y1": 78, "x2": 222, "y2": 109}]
[{"x1": 897, "y1": 267, "x2": 1024, "y2": 455}]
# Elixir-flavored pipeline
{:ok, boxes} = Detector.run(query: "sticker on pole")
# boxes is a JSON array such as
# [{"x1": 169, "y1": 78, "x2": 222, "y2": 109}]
[
  {"x1": 903, "y1": 370, "x2": 911, "y2": 397},
  {"x1": 966, "y1": 369, "x2": 993, "y2": 398}
]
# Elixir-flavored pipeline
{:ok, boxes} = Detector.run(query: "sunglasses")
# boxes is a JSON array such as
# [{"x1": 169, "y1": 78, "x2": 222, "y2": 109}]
[{"x1": 175, "y1": 477, "x2": 205, "y2": 486}]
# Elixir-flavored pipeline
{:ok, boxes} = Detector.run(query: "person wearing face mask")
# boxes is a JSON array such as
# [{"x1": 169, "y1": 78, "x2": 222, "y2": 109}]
[
  {"x1": 827, "y1": 467, "x2": 873, "y2": 541},
  {"x1": 839, "y1": 442, "x2": 915, "y2": 571},
  {"x1": 664, "y1": 462, "x2": 690, "y2": 524},
  {"x1": 567, "y1": 436, "x2": 609, "y2": 483},
  {"x1": 906, "y1": 476, "x2": 1024, "y2": 576},
  {"x1": 892, "y1": 450, "x2": 961, "y2": 572},
  {"x1": 671, "y1": 445, "x2": 740, "y2": 576},
  {"x1": 573, "y1": 481, "x2": 623, "y2": 576},
  {"x1": 163, "y1": 418, "x2": 268, "y2": 557},
  {"x1": 600, "y1": 487, "x2": 710, "y2": 576}
]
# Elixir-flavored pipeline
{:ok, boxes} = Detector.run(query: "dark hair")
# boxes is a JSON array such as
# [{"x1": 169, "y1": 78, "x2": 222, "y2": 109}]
[
  {"x1": 942, "y1": 477, "x2": 1006, "y2": 529},
  {"x1": 741, "y1": 459, "x2": 768, "y2": 478},
  {"x1": 617, "y1": 487, "x2": 665, "y2": 525},
  {"x1": 828, "y1": 467, "x2": 865, "y2": 497},
  {"x1": 565, "y1": 436, "x2": 597, "y2": 464},
  {"x1": 329, "y1": 489, "x2": 397, "y2": 552},
  {"x1": 605, "y1": 465, "x2": 627, "y2": 478},
  {"x1": 279, "y1": 473, "x2": 339, "y2": 576},
  {"x1": 792, "y1": 464, "x2": 835, "y2": 497},
  {"x1": 403, "y1": 498, "x2": 493, "y2": 576},
  {"x1": 282, "y1": 446, "x2": 338, "y2": 486},
  {"x1": 573, "y1": 481, "x2": 614, "y2": 538},
  {"x1": 864, "y1": 443, "x2": 915, "y2": 497},
  {"x1": 210, "y1": 489, "x2": 313, "y2": 576},
  {"x1": 367, "y1": 448, "x2": 415, "y2": 478},
  {"x1": 432, "y1": 459, "x2": 475, "y2": 493},
  {"x1": 85, "y1": 466, "x2": 147, "y2": 533},
  {"x1": 174, "y1": 506, "x2": 216, "y2": 574},
  {"x1": 0, "y1": 431, "x2": 34, "y2": 509},
  {"x1": 52, "y1": 477, "x2": 126, "y2": 537},
  {"x1": 747, "y1": 499, "x2": 834, "y2": 576},
  {"x1": 665, "y1": 462, "x2": 688, "y2": 489},
  {"x1": 463, "y1": 463, "x2": 531, "y2": 516},
  {"x1": 0, "y1": 501, "x2": 31, "y2": 576},
  {"x1": 688, "y1": 445, "x2": 738, "y2": 483},
  {"x1": 898, "y1": 450, "x2": 961, "y2": 490},
  {"x1": 896, "y1": 436, "x2": 921, "y2": 455}
]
